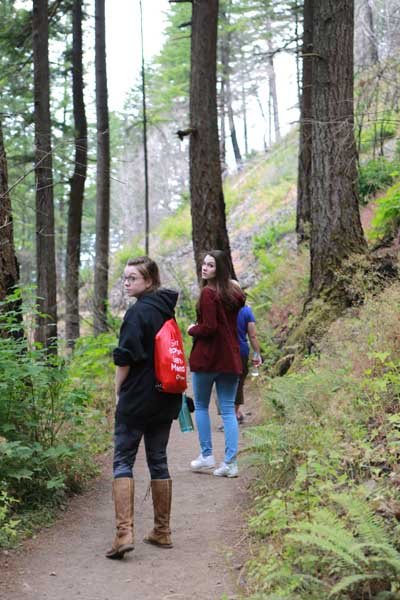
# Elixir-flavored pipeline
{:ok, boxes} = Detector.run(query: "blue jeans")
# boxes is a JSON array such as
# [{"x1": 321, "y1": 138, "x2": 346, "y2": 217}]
[{"x1": 192, "y1": 372, "x2": 239, "y2": 464}]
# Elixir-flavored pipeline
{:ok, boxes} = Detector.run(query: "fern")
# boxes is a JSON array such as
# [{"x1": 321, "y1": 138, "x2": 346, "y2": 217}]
[
  {"x1": 286, "y1": 495, "x2": 400, "y2": 597},
  {"x1": 328, "y1": 572, "x2": 383, "y2": 597},
  {"x1": 288, "y1": 508, "x2": 369, "y2": 568},
  {"x1": 333, "y1": 493, "x2": 392, "y2": 547}
]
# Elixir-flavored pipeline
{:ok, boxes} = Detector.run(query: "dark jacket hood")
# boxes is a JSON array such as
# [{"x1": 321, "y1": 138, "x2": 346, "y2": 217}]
[{"x1": 137, "y1": 288, "x2": 178, "y2": 318}]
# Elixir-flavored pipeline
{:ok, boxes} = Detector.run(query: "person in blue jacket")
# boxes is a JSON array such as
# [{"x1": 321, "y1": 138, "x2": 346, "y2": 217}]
[{"x1": 235, "y1": 304, "x2": 262, "y2": 423}]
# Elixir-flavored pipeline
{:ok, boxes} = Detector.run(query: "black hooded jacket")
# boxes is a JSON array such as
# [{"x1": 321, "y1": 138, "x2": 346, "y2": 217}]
[{"x1": 113, "y1": 288, "x2": 183, "y2": 427}]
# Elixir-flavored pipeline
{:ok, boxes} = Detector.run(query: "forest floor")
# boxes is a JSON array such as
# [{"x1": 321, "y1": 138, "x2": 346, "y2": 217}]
[{"x1": 0, "y1": 395, "x2": 256, "y2": 600}]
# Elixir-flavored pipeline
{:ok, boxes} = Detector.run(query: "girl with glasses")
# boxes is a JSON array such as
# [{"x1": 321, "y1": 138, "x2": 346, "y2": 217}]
[{"x1": 106, "y1": 256, "x2": 182, "y2": 559}]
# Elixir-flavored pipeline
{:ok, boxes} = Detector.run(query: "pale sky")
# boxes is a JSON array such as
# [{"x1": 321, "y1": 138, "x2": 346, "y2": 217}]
[
  {"x1": 104, "y1": 0, "x2": 298, "y2": 156},
  {"x1": 105, "y1": 0, "x2": 169, "y2": 112}
]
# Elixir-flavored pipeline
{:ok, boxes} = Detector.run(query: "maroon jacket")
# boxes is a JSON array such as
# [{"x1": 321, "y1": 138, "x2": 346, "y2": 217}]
[{"x1": 188, "y1": 286, "x2": 245, "y2": 374}]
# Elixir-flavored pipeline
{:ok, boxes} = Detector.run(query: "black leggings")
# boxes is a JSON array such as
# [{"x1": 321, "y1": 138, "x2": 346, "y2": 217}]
[{"x1": 113, "y1": 421, "x2": 172, "y2": 480}]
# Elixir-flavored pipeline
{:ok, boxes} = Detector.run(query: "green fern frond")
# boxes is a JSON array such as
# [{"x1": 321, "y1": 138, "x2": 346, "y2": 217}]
[
  {"x1": 369, "y1": 555, "x2": 400, "y2": 574},
  {"x1": 355, "y1": 542, "x2": 400, "y2": 563},
  {"x1": 328, "y1": 572, "x2": 383, "y2": 597},
  {"x1": 288, "y1": 532, "x2": 364, "y2": 569},
  {"x1": 333, "y1": 493, "x2": 392, "y2": 547},
  {"x1": 290, "y1": 509, "x2": 368, "y2": 567}
]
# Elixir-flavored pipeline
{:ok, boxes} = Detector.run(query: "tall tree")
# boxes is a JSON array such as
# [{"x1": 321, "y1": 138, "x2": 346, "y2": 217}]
[
  {"x1": 182, "y1": 0, "x2": 236, "y2": 279},
  {"x1": 220, "y1": 0, "x2": 242, "y2": 168},
  {"x1": 266, "y1": 18, "x2": 281, "y2": 144},
  {"x1": 356, "y1": 0, "x2": 379, "y2": 67},
  {"x1": 93, "y1": 0, "x2": 110, "y2": 335},
  {"x1": 0, "y1": 118, "x2": 20, "y2": 307},
  {"x1": 32, "y1": 0, "x2": 58, "y2": 351},
  {"x1": 65, "y1": 0, "x2": 88, "y2": 347},
  {"x1": 309, "y1": 0, "x2": 367, "y2": 300},
  {"x1": 139, "y1": 0, "x2": 150, "y2": 254},
  {"x1": 296, "y1": 0, "x2": 313, "y2": 243}
]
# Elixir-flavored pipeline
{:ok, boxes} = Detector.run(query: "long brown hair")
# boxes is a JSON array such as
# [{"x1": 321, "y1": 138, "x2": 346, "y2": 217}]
[
  {"x1": 199, "y1": 250, "x2": 243, "y2": 310},
  {"x1": 126, "y1": 256, "x2": 160, "y2": 292}
]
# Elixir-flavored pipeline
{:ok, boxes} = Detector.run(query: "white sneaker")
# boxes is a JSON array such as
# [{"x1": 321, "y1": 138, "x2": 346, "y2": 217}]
[
  {"x1": 213, "y1": 462, "x2": 238, "y2": 478},
  {"x1": 190, "y1": 454, "x2": 216, "y2": 471}
]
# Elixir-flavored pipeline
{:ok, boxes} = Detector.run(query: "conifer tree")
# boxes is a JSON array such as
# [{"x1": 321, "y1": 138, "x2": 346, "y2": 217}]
[
  {"x1": 32, "y1": 0, "x2": 58, "y2": 352},
  {"x1": 93, "y1": 0, "x2": 110, "y2": 335}
]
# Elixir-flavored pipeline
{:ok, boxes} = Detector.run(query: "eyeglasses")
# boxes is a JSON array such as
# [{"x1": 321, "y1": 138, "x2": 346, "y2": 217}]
[{"x1": 123, "y1": 276, "x2": 143, "y2": 283}]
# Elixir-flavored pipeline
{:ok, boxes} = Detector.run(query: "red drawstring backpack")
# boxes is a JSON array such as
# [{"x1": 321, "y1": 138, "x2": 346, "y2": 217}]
[{"x1": 154, "y1": 319, "x2": 187, "y2": 394}]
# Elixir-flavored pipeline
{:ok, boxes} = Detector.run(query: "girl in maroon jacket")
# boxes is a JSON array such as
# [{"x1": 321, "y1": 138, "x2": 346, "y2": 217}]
[{"x1": 188, "y1": 250, "x2": 245, "y2": 478}]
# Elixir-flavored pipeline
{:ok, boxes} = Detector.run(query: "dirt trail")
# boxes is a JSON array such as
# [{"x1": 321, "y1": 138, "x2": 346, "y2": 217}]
[{"x1": 0, "y1": 401, "x2": 250, "y2": 600}]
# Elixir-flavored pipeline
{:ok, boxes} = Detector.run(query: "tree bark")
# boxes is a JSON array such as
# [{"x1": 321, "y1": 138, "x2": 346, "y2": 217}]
[
  {"x1": 65, "y1": 0, "x2": 88, "y2": 347},
  {"x1": 219, "y1": 1, "x2": 242, "y2": 168},
  {"x1": 310, "y1": 0, "x2": 367, "y2": 299},
  {"x1": 296, "y1": 0, "x2": 313, "y2": 243},
  {"x1": 189, "y1": 0, "x2": 235, "y2": 279},
  {"x1": 93, "y1": 0, "x2": 110, "y2": 335},
  {"x1": 219, "y1": 75, "x2": 227, "y2": 175},
  {"x1": 140, "y1": 0, "x2": 150, "y2": 255},
  {"x1": 266, "y1": 22, "x2": 281, "y2": 143},
  {"x1": 241, "y1": 78, "x2": 249, "y2": 157},
  {"x1": 33, "y1": 0, "x2": 58, "y2": 352},
  {"x1": 0, "y1": 118, "x2": 20, "y2": 306},
  {"x1": 360, "y1": 0, "x2": 379, "y2": 66}
]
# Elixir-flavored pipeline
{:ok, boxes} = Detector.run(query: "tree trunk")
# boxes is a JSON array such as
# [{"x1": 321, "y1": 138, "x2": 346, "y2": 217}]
[
  {"x1": 296, "y1": 0, "x2": 313, "y2": 243},
  {"x1": 361, "y1": 0, "x2": 379, "y2": 66},
  {"x1": 227, "y1": 80, "x2": 242, "y2": 167},
  {"x1": 140, "y1": 0, "x2": 150, "y2": 255},
  {"x1": 65, "y1": 0, "x2": 88, "y2": 347},
  {"x1": 93, "y1": 0, "x2": 110, "y2": 335},
  {"x1": 219, "y1": 76, "x2": 227, "y2": 176},
  {"x1": 219, "y1": 1, "x2": 242, "y2": 168},
  {"x1": 241, "y1": 78, "x2": 249, "y2": 157},
  {"x1": 189, "y1": 0, "x2": 235, "y2": 279},
  {"x1": 310, "y1": 0, "x2": 367, "y2": 300},
  {"x1": 266, "y1": 23, "x2": 281, "y2": 143},
  {"x1": 0, "y1": 118, "x2": 21, "y2": 307},
  {"x1": 32, "y1": 0, "x2": 58, "y2": 352}
]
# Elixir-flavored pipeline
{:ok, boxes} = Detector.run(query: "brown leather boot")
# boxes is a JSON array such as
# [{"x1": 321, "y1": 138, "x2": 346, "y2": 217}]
[
  {"x1": 143, "y1": 479, "x2": 173, "y2": 548},
  {"x1": 106, "y1": 478, "x2": 134, "y2": 559}
]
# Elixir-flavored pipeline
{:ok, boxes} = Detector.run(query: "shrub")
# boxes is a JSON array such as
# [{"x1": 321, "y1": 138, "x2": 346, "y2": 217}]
[
  {"x1": 0, "y1": 296, "x2": 114, "y2": 545},
  {"x1": 358, "y1": 157, "x2": 400, "y2": 203},
  {"x1": 371, "y1": 182, "x2": 400, "y2": 240},
  {"x1": 242, "y1": 283, "x2": 400, "y2": 599},
  {"x1": 359, "y1": 119, "x2": 397, "y2": 155}
]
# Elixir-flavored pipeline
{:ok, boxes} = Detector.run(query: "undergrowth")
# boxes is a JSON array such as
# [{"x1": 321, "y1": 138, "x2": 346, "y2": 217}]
[
  {"x1": 0, "y1": 291, "x2": 115, "y2": 547},
  {"x1": 241, "y1": 283, "x2": 400, "y2": 599}
]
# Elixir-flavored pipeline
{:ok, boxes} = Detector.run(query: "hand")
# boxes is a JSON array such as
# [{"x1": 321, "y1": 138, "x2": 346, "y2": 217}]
[{"x1": 251, "y1": 353, "x2": 262, "y2": 367}]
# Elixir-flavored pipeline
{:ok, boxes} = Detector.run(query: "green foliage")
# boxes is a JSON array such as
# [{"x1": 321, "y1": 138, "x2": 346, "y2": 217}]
[
  {"x1": 157, "y1": 200, "x2": 192, "y2": 246},
  {"x1": 359, "y1": 118, "x2": 397, "y2": 155},
  {"x1": 371, "y1": 182, "x2": 400, "y2": 240},
  {"x1": 0, "y1": 295, "x2": 114, "y2": 545},
  {"x1": 242, "y1": 284, "x2": 400, "y2": 599},
  {"x1": 146, "y1": 4, "x2": 191, "y2": 118},
  {"x1": 254, "y1": 216, "x2": 296, "y2": 254},
  {"x1": 0, "y1": 491, "x2": 20, "y2": 546},
  {"x1": 358, "y1": 158, "x2": 400, "y2": 203},
  {"x1": 286, "y1": 494, "x2": 400, "y2": 598}
]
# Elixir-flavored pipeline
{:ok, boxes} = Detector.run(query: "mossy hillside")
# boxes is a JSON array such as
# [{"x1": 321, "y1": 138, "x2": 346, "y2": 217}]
[{"x1": 241, "y1": 282, "x2": 400, "y2": 599}]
